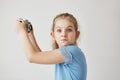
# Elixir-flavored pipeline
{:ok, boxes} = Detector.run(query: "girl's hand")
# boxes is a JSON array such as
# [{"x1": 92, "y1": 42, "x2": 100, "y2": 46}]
[
  {"x1": 28, "y1": 29, "x2": 34, "y2": 36},
  {"x1": 15, "y1": 18, "x2": 27, "y2": 35}
]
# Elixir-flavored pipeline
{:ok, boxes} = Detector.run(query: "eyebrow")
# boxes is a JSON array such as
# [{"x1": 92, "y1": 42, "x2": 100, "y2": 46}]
[
  {"x1": 67, "y1": 26, "x2": 74, "y2": 28},
  {"x1": 55, "y1": 26, "x2": 74, "y2": 29}
]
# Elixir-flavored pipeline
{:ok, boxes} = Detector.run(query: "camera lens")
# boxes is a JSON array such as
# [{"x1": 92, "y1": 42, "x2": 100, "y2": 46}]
[
  {"x1": 27, "y1": 24, "x2": 33, "y2": 32},
  {"x1": 24, "y1": 19, "x2": 33, "y2": 33}
]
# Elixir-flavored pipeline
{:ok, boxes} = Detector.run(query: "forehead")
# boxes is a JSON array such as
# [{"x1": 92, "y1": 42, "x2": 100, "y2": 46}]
[{"x1": 54, "y1": 18, "x2": 74, "y2": 28}]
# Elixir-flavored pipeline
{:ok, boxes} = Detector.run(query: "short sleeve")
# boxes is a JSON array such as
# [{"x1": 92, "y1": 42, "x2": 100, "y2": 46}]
[{"x1": 59, "y1": 46, "x2": 72, "y2": 65}]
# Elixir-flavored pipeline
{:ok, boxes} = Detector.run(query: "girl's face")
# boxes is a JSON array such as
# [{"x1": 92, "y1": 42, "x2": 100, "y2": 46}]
[{"x1": 51, "y1": 18, "x2": 80, "y2": 47}]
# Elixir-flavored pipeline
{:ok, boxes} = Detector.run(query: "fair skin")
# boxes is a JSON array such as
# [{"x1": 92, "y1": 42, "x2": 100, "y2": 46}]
[
  {"x1": 51, "y1": 18, "x2": 80, "y2": 47},
  {"x1": 15, "y1": 18, "x2": 79, "y2": 64}
]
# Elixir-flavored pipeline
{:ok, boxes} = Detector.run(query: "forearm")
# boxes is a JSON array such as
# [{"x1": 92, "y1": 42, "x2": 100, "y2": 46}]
[
  {"x1": 16, "y1": 19, "x2": 42, "y2": 62},
  {"x1": 29, "y1": 33, "x2": 41, "y2": 52},
  {"x1": 20, "y1": 31, "x2": 37, "y2": 59}
]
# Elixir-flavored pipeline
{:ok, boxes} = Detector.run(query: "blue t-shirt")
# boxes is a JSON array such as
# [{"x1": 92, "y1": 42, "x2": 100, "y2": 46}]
[{"x1": 55, "y1": 45, "x2": 87, "y2": 80}]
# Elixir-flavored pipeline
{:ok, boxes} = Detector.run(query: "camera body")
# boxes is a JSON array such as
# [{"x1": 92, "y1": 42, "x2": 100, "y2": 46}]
[{"x1": 24, "y1": 19, "x2": 33, "y2": 33}]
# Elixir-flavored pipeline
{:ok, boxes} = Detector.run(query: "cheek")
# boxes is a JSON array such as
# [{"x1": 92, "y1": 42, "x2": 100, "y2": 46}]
[
  {"x1": 70, "y1": 32, "x2": 76, "y2": 38},
  {"x1": 69, "y1": 33, "x2": 76, "y2": 41},
  {"x1": 54, "y1": 34, "x2": 60, "y2": 41}
]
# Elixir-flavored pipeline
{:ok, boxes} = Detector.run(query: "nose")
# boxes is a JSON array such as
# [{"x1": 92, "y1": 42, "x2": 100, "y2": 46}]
[{"x1": 61, "y1": 30, "x2": 67, "y2": 37}]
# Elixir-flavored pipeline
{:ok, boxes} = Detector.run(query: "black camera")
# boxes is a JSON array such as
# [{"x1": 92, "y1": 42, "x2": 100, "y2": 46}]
[{"x1": 24, "y1": 19, "x2": 33, "y2": 33}]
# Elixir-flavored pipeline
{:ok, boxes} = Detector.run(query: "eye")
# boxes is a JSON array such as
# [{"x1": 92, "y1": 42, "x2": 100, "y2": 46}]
[
  {"x1": 66, "y1": 29, "x2": 72, "y2": 32},
  {"x1": 56, "y1": 29, "x2": 61, "y2": 33}
]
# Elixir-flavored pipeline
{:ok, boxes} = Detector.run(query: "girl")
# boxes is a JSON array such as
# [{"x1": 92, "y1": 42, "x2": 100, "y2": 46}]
[{"x1": 15, "y1": 13, "x2": 87, "y2": 80}]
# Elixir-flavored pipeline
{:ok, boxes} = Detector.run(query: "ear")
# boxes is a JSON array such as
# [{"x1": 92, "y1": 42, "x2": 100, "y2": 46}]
[
  {"x1": 50, "y1": 32, "x2": 55, "y2": 40},
  {"x1": 76, "y1": 31, "x2": 80, "y2": 40}
]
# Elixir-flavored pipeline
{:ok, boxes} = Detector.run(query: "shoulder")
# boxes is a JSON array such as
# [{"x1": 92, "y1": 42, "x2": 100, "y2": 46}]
[
  {"x1": 59, "y1": 45, "x2": 83, "y2": 56},
  {"x1": 66, "y1": 45, "x2": 80, "y2": 50},
  {"x1": 63, "y1": 45, "x2": 82, "y2": 53}
]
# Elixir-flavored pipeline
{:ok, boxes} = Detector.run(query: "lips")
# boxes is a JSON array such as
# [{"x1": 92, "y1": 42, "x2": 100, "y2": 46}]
[{"x1": 61, "y1": 39, "x2": 67, "y2": 42}]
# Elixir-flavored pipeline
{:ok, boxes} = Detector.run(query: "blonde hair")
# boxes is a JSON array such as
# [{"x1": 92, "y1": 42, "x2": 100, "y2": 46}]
[{"x1": 51, "y1": 13, "x2": 79, "y2": 49}]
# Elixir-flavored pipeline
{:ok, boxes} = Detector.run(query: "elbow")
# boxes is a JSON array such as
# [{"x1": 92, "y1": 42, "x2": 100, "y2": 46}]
[{"x1": 27, "y1": 55, "x2": 34, "y2": 63}]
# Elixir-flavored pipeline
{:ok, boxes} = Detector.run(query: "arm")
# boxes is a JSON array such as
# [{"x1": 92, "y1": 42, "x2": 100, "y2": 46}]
[
  {"x1": 15, "y1": 19, "x2": 64, "y2": 64},
  {"x1": 28, "y1": 31, "x2": 41, "y2": 52}
]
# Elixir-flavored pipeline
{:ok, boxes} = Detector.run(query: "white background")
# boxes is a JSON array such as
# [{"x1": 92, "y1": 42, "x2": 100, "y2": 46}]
[{"x1": 0, "y1": 0, "x2": 120, "y2": 80}]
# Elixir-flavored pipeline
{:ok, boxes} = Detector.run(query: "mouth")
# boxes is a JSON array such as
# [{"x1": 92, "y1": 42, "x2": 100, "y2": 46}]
[{"x1": 61, "y1": 39, "x2": 67, "y2": 42}]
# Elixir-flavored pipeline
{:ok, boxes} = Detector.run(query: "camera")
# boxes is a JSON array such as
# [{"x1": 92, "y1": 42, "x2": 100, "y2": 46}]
[{"x1": 24, "y1": 19, "x2": 33, "y2": 33}]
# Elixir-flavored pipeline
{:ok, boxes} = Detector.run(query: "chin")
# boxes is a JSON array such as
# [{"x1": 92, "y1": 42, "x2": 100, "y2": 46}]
[
  {"x1": 59, "y1": 42, "x2": 74, "y2": 47},
  {"x1": 61, "y1": 43, "x2": 69, "y2": 47}
]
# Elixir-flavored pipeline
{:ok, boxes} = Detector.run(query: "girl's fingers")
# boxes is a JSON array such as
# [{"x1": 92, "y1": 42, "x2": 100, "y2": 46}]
[
  {"x1": 17, "y1": 18, "x2": 25, "y2": 24},
  {"x1": 15, "y1": 18, "x2": 26, "y2": 32}
]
